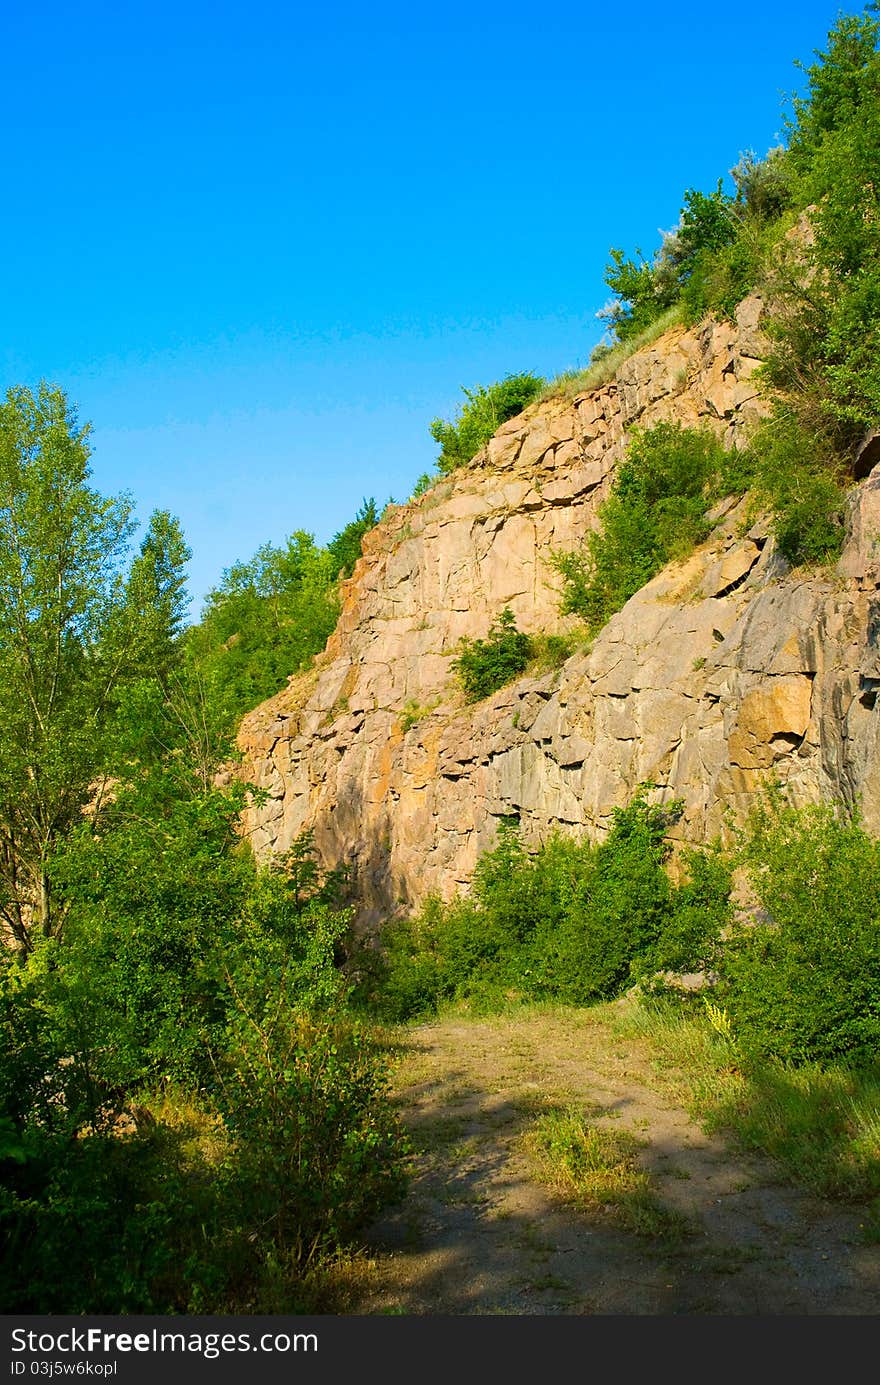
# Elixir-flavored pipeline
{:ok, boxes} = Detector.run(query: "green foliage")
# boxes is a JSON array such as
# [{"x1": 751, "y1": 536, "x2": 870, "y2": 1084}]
[
  {"x1": 746, "y1": 414, "x2": 846, "y2": 565},
  {"x1": 677, "y1": 184, "x2": 738, "y2": 260},
  {"x1": 719, "y1": 795, "x2": 880, "y2": 1065},
  {"x1": 0, "y1": 383, "x2": 192, "y2": 951},
  {"x1": 731, "y1": 146, "x2": 795, "y2": 222},
  {"x1": 680, "y1": 208, "x2": 789, "y2": 325},
  {"x1": 0, "y1": 817, "x2": 406, "y2": 1312},
  {"x1": 601, "y1": 247, "x2": 679, "y2": 342},
  {"x1": 372, "y1": 791, "x2": 731, "y2": 1020},
  {"x1": 186, "y1": 530, "x2": 340, "y2": 726},
  {"x1": 327, "y1": 497, "x2": 379, "y2": 577},
  {"x1": 603, "y1": 183, "x2": 739, "y2": 340},
  {"x1": 453, "y1": 607, "x2": 533, "y2": 701},
  {"x1": 186, "y1": 494, "x2": 388, "y2": 729},
  {"x1": 787, "y1": 84, "x2": 880, "y2": 436},
  {"x1": 599, "y1": 8, "x2": 880, "y2": 462},
  {"x1": 553, "y1": 422, "x2": 732, "y2": 632},
  {"x1": 430, "y1": 372, "x2": 544, "y2": 474},
  {"x1": 786, "y1": 9, "x2": 880, "y2": 172},
  {"x1": 213, "y1": 1008, "x2": 404, "y2": 1269}
]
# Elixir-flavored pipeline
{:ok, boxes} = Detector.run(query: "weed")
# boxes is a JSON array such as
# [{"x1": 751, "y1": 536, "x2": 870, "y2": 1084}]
[
  {"x1": 523, "y1": 1104, "x2": 689, "y2": 1240},
  {"x1": 399, "y1": 698, "x2": 438, "y2": 732},
  {"x1": 538, "y1": 308, "x2": 685, "y2": 402}
]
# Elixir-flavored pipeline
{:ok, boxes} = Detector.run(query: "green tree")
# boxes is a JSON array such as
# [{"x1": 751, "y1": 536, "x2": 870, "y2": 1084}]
[
  {"x1": 786, "y1": 9, "x2": 880, "y2": 172},
  {"x1": 0, "y1": 384, "x2": 190, "y2": 952},
  {"x1": 187, "y1": 531, "x2": 339, "y2": 725},
  {"x1": 327, "y1": 497, "x2": 379, "y2": 577},
  {"x1": 762, "y1": 10, "x2": 880, "y2": 449},
  {"x1": 600, "y1": 247, "x2": 677, "y2": 342}
]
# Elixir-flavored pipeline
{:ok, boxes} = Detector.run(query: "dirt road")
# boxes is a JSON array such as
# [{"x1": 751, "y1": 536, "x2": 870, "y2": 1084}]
[{"x1": 353, "y1": 1007, "x2": 879, "y2": 1315}]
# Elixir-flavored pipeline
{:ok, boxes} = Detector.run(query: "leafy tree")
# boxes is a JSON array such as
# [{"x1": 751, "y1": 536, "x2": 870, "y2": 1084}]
[
  {"x1": 0, "y1": 384, "x2": 190, "y2": 951},
  {"x1": 786, "y1": 9, "x2": 880, "y2": 172},
  {"x1": 730, "y1": 146, "x2": 793, "y2": 222},
  {"x1": 762, "y1": 10, "x2": 880, "y2": 449},
  {"x1": 676, "y1": 184, "x2": 738, "y2": 261},
  {"x1": 602, "y1": 184, "x2": 738, "y2": 339},
  {"x1": 187, "y1": 530, "x2": 339, "y2": 724},
  {"x1": 327, "y1": 497, "x2": 379, "y2": 577},
  {"x1": 600, "y1": 246, "x2": 678, "y2": 342}
]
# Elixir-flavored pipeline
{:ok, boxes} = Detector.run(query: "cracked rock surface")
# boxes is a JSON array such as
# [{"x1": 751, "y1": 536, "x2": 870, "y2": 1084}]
[{"x1": 238, "y1": 298, "x2": 880, "y2": 922}]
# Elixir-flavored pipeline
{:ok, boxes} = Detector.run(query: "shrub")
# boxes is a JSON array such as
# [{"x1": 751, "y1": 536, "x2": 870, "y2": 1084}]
[
  {"x1": 453, "y1": 608, "x2": 533, "y2": 702},
  {"x1": 731, "y1": 146, "x2": 794, "y2": 222},
  {"x1": 746, "y1": 414, "x2": 846, "y2": 565},
  {"x1": 372, "y1": 790, "x2": 728, "y2": 1019},
  {"x1": 430, "y1": 372, "x2": 544, "y2": 474},
  {"x1": 553, "y1": 422, "x2": 732, "y2": 632},
  {"x1": 602, "y1": 183, "x2": 739, "y2": 340},
  {"x1": 212, "y1": 1004, "x2": 406, "y2": 1274},
  {"x1": 527, "y1": 797, "x2": 678, "y2": 1003},
  {"x1": 0, "y1": 823, "x2": 407, "y2": 1311},
  {"x1": 718, "y1": 795, "x2": 880, "y2": 1065}
]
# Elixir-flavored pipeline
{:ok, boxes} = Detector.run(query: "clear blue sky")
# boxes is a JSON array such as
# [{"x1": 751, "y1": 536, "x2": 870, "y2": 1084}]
[{"x1": 1, "y1": 0, "x2": 848, "y2": 615}]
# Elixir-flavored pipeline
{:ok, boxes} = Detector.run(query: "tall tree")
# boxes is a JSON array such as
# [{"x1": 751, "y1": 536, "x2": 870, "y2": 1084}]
[{"x1": 0, "y1": 383, "x2": 190, "y2": 951}]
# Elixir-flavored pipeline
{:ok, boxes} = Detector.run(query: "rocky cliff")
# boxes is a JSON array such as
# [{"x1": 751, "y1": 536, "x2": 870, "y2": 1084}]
[{"x1": 237, "y1": 298, "x2": 880, "y2": 921}]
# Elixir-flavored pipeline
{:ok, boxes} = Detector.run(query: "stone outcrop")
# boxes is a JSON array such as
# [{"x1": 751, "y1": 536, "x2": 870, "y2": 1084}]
[{"x1": 237, "y1": 298, "x2": 880, "y2": 922}]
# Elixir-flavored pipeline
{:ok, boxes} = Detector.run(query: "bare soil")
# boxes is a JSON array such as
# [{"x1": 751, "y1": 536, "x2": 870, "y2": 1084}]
[{"x1": 351, "y1": 1007, "x2": 880, "y2": 1315}]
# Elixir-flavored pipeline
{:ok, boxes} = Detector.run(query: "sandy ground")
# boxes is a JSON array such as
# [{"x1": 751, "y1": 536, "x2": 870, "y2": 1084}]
[{"x1": 350, "y1": 1008, "x2": 880, "y2": 1315}]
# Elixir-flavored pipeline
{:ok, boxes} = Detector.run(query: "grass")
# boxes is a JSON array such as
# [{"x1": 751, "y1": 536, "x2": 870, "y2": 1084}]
[
  {"x1": 399, "y1": 697, "x2": 439, "y2": 732},
  {"x1": 524, "y1": 630, "x2": 584, "y2": 676},
  {"x1": 522, "y1": 1102, "x2": 689, "y2": 1240},
  {"x1": 537, "y1": 306, "x2": 685, "y2": 403},
  {"x1": 613, "y1": 995, "x2": 880, "y2": 1204}
]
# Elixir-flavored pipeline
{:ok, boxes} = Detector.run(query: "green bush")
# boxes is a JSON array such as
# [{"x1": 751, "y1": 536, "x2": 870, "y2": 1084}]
[
  {"x1": 0, "y1": 820, "x2": 407, "y2": 1312},
  {"x1": 746, "y1": 414, "x2": 846, "y2": 565},
  {"x1": 372, "y1": 791, "x2": 731, "y2": 1019},
  {"x1": 430, "y1": 372, "x2": 544, "y2": 474},
  {"x1": 553, "y1": 422, "x2": 732, "y2": 632},
  {"x1": 186, "y1": 530, "x2": 341, "y2": 726},
  {"x1": 212, "y1": 1006, "x2": 406, "y2": 1276},
  {"x1": 453, "y1": 607, "x2": 533, "y2": 701},
  {"x1": 719, "y1": 796, "x2": 880, "y2": 1066},
  {"x1": 602, "y1": 183, "x2": 741, "y2": 340},
  {"x1": 327, "y1": 497, "x2": 380, "y2": 578}
]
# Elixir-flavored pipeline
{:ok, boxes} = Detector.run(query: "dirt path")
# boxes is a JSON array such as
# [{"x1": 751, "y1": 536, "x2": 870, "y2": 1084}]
[{"x1": 352, "y1": 1008, "x2": 880, "y2": 1315}]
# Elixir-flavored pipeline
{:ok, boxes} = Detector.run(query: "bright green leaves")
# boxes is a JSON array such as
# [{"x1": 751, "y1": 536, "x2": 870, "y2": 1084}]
[
  {"x1": 452, "y1": 607, "x2": 533, "y2": 702},
  {"x1": 186, "y1": 528, "x2": 340, "y2": 724},
  {"x1": 553, "y1": 422, "x2": 729, "y2": 633},
  {"x1": 429, "y1": 372, "x2": 544, "y2": 474},
  {"x1": 0, "y1": 384, "x2": 190, "y2": 950}
]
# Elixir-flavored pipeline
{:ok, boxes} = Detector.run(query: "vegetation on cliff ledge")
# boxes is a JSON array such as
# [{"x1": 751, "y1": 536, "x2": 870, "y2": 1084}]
[{"x1": 3, "y1": 6, "x2": 880, "y2": 1314}]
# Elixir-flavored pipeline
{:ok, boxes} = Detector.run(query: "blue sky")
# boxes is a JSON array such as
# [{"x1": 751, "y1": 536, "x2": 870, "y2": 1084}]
[{"x1": 1, "y1": 0, "x2": 849, "y2": 614}]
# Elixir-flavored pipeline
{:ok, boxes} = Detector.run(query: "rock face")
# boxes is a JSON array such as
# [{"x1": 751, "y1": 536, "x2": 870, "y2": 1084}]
[{"x1": 237, "y1": 299, "x2": 880, "y2": 921}]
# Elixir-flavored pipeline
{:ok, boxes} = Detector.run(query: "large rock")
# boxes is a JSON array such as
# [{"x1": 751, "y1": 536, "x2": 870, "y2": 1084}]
[{"x1": 237, "y1": 300, "x2": 880, "y2": 921}]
